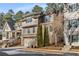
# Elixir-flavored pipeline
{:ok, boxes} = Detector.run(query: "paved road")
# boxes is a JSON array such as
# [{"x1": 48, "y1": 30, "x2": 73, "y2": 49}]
[{"x1": 0, "y1": 48, "x2": 79, "y2": 56}]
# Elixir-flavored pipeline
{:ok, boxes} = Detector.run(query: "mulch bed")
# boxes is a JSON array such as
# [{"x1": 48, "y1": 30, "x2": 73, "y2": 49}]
[
  {"x1": 70, "y1": 46, "x2": 79, "y2": 51},
  {"x1": 41, "y1": 46, "x2": 63, "y2": 50}
]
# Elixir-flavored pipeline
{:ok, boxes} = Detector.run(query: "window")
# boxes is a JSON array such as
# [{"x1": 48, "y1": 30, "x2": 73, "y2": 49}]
[
  {"x1": 45, "y1": 16, "x2": 50, "y2": 22},
  {"x1": 77, "y1": 20, "x2": 79, "y2": 26},
  {"x1": 27, "y1": 28, "x2": 30, "y2": 33},
  {"x1": 2, "y1": 31, "x2": 6, "y2": 37},
  {"x1": 68, "y1": 19, "x2": 78, "y2": 29},
  {"x1": 68, "y1": 35, "x2": 71, "y2": 42},
  {"x1": 23, "y1": 28, "x2": 26, "y2": 34},
  {"x1": 12, "y1": 32, "x2": 15, "y2": 39},
  {"x1": 72, "y1": 35, "x2": 78, "y2": 42},
  {"x1": 68, "y1": 4, "x2": 79, "y2": 12},
  {"x1": 26, "y1": 17, "x2": 32, "y2": 23},
  {"x1": 23, "y1": 28, "x2": 28, "y2": 35},
  {"x1": 33, "y1": 27, "x2": 35, "y2": 33},
  {"x1": 6, "y1": 32, "x2": 9, "y2": 39},
  {"x1": 68, "y1": 21, "x2": 72, "y2": 29},
  {"x1": 72, "y1": 20, "x2": 77, "y2": 27}
]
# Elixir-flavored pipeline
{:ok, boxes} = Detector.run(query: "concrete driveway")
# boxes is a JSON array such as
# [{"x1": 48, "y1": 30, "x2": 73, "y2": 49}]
[{"x1": 0, "y1": 48, "x2": 79, "y2": 56}]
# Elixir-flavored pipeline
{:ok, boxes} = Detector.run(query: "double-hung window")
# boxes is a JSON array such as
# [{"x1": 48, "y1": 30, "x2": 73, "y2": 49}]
[
  {"x1": 45, "y1": 16, "x2": 50, "y2": 22},
  {"x1": 33, "y1": 27, "x2": 35, "y2": 33},
  {"x1": 26, "y1": 17, "x2": 32, "y2": 23}
]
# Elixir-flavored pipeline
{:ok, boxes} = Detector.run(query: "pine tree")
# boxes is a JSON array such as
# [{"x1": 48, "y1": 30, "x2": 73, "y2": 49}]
[
  {"x1": 44, "y1": 26, "x2": 49, "y2": 46},
  {"x1": 37, "y1": 12, "x2": 45, "y2": 48},
  {"x1": 37, "y1": 24, "x2": 44, "y2": 47}
]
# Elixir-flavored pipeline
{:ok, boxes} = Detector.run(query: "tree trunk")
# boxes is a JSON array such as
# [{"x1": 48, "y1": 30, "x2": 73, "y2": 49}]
[{"x1": 52, "y1": 12, "x2": 64, "y2": 47}]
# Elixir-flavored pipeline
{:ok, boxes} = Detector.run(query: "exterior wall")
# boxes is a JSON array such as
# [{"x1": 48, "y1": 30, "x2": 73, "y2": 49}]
[
  {"x1": 21, "y1": 17, "x2": 38, "y2": 47},
  {"x1": 49, "y1": 14, "x2": 54, "y2": 44},
  {"x1": 48, "y1": 24, "x2": 54, "y2": 44},
  {"x1": 23, "y1": 27, "x2": 37, "y2": 35},
  {"x1": 42, "y1": 23, "x2": 54, "y2": 45},
  {"x1": 22, "y1": 17, "x2": 38, "y2": 27},
  {"x1": 22, "y1": 26, "x2": 37, "y2": 47}
]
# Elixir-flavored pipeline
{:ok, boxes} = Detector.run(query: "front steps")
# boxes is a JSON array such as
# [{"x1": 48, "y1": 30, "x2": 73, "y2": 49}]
[{"x1": 62, "y1": 45, "x2": 71, "y2": 51}]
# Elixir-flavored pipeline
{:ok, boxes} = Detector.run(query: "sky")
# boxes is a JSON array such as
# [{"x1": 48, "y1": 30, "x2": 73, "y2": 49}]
[{"x1": 0, "y1": 3, "x2": 47, "y2": 13}]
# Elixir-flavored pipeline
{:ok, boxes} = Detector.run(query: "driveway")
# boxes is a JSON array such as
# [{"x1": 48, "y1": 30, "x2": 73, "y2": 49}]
[{"x1": 0, "y1": 48, "x2": 79, "y2": 56}]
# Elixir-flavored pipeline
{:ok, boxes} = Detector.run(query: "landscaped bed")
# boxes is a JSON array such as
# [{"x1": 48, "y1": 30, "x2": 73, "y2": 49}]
[{"x1": 70, "y1": 46, "x2": 79, "y2": 52}]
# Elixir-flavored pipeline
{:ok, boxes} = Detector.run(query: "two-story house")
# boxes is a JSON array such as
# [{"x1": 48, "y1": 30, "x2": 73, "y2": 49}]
[
  {"x1": 21, "y1": 12, "x2": 54, "y2": 48},
  {"x1": 64, "y1": 3, "x2": 79, "y2": 47},
  {"x1": 21, "y1": 12, "x2": 41, "y2": 48}
]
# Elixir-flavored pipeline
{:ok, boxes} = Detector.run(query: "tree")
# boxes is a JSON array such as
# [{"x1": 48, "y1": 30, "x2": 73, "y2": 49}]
[
  {"x1": 3, "y1": 9, "x2": 14, "y2": 22},
  {"x1": 0, "y1": 13, "x2": 4, "y2": 28},
  {"x1": 32, "y1": 5, "x2": 43, "y2": 12},
  {"x1": 3, "y1": 13, "x2": 12, "y2": 20},
  {"x1": 25, "y1": 11, "x2": 30, "y2": 14},
  {"x1": 14, "y1": 11, "x2": 24, "y2": 22},
  {"x1": 44, "y1": 26, "x2": 49, "y2": 46},
  {"x1": 2, "y1": 9, "x2": 15, "y2": 27},
  {"x1": 37, "y1": 24, "x2": 44, "y2": 47},
  {"x1": 46, "y1": 3, "x2": 64, "y2": 46},
  {"x1": 37, "y1": 12, "x2": 45, "y2": 47},
  {"x1": 8, "y1": 9, "x2": 14, "y2": 15}
]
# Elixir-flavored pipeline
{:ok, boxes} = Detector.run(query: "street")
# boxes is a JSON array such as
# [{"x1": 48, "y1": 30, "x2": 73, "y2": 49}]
[{"x1": 0, "y1": 48, "x2": 78, "y2": 56}]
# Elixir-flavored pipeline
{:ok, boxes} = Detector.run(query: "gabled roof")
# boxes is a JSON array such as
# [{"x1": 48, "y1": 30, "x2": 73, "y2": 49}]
[
  {"x1": 7, "y1": 20, "x2": 15, "y2": 30},
  {"x1": 21, "y1": 12, "x2": 47, "y2": 22}
]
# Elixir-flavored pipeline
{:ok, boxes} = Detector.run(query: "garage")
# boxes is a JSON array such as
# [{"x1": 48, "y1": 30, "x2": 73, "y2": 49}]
[{"x1": 24, "y1": 38, "x2": 37, "y2": 48}]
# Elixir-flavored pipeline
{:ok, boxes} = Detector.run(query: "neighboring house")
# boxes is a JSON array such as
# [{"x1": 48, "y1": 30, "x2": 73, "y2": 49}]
[
  {"x1": 2, "y1": 20, "x2": 15, "y2": 45},
  {"x1": 64, "y1": 3, "x2": 79, "y2": 46}
]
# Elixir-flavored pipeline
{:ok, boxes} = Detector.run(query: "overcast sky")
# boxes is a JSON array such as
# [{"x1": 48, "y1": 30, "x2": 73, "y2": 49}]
[{"x1": 0, "y1": 3, "x2": 47, "y2": 13}]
